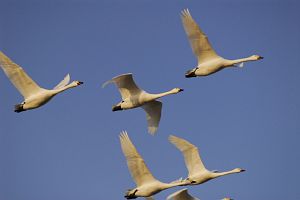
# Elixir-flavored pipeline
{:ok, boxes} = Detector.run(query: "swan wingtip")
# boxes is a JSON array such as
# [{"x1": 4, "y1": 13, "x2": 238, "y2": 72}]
[
  {"x1": 168, "y1": 134, "x2": 177, "y2": 141},
  {"x1": 101, "y1": 80, "x2": 112, "y2": 88}
]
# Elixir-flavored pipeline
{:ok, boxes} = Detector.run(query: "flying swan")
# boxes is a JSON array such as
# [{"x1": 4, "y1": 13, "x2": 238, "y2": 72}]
[
  {"x1": 169, "y1": 135, "x2": 245, "y2": 185},
  {"x1": 103, "y1": 73, "x2": 183, "y2": 134},
  {"x1": 167, "y1": 188, "x2": 233, "y2": 200},
  {"x1": 119, "y1": 131, "x2": 185, "y2": 199},
  {"x1": 0, "y1": 51, "x2": 83, "y2": 112},
  {"x1": 181, "y1": 9, "x2": 263, "y2": 78}
]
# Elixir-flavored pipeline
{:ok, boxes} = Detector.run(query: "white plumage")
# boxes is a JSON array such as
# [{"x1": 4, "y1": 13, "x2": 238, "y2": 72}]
[
  {"x1": 0, "y1": 51, "x2": 83, "y2": 112},
  {"x1": 181, "y1": 9, "x2": 263, "y2": 78},
  {"x1": 104, "y1": 73, "x2": 183, "y2": 134},
  {"x1": 169, "y1": 135, "x2": 245, "y2": 185},
  {"x1": 119, "y1": 131, "x2": 185, "y2": 199}
]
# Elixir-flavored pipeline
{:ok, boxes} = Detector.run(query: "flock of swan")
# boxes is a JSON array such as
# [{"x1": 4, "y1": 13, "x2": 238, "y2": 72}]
[{"x1": 0, "y1": 8, "x2": 262, "y2": 200}]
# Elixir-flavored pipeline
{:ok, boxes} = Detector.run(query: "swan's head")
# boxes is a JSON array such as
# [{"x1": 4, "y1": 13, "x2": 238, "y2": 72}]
[
  {"x1": 74, "y1": 81, "x2": 84, "y2": 86},
  {"x1": 251, "y1": 55, "x2": 264, "y2": 60},
  {"x1": 124, "y1": 189, "x2": 138, "y2": 199},
  {"x1": 234, "y1": 168, "x2": 246, "y2": 173},
  {"x1": 172, "y1": 88, "x2": 184, "y2": 93},
  {"x1": 68, "y1": 81, "x2": 84, "y2": 88}
]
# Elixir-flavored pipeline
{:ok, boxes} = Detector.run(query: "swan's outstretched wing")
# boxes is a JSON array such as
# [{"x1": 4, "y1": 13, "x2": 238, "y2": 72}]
[
  {"x1": 169, "y1": 135, "x2": 206, "y2": 177},
  {"x1": 103, "y1": 73, "x2": 143, "y2": 100},
  {"x1": 181, "y1": 9, "x2": 219, "y2": 64},
  {"x1": 167, "y1": 189, "x2": 199, "y2": 200},
  {"x1": 53, "y1": 74, "x2": 70, "y2": 89},
  {"x1": 142, "y1": 100, "x2": 162, "y2": 135},
  {"x1": 120, "y1": 131, "x2": 157, "y2": 186},
  {"x1": 0, "y1": 51, "x2": 43, "y2": 98}
]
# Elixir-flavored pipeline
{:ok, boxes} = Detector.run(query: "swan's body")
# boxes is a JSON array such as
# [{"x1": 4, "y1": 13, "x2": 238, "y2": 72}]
[
  {"x1": 167, "y1": 189, "x2": 233, "y2": 200},
  {"x1": 0, "y1": 51, "x2": 83, "y2": 112},
  {"x1": 169, "y1": 135, "x2": 245, "y2": 185},
  {"x1": 181, "y1": 9, "x2": 263, "y2": 78},
  {"x1": 104, "y1": 73, "x2": 183, "y2": 134},
  {"x1": 119, "y1": 131, "x2": 185, "y2": 199}
]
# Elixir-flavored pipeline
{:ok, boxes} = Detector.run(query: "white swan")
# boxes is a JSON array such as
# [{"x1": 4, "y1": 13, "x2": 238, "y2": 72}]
[
  {"x1": 169, "y1": 135, "x2": 245, "y2": 185},
  {"x1": 0, "y1": 51, "x2": 83, "y2": 112},
  {"x1": 119, "y1": 131, "x2": 185, "y2": 199},
  {"x1": 104, "y1": 73, "x2": 183, "y2": 134},
  {"x1": 181, "y1": 9, "x2": 263, "y2": 78},
  {"x1": 167, "y1": 188, "x2": 233, "y2": 200}
]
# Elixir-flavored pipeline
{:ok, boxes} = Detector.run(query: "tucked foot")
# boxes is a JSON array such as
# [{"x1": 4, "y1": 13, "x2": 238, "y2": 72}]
[
  {"x1": 124, "y1": 189, "x2": 138, "y2": 199},
  {"x1": 185, "y1": 69, "x2": 197, "y2": 78},
  {"x1": 14, "y1": 104, "x2": 25, "y2": 113}
]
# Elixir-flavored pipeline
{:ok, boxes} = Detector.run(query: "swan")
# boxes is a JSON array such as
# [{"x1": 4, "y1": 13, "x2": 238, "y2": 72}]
[
  {"x1": 167, "y1": 188, "x2": 233, "y2": 200},
  {"x1": 119, "y1": 131, "x2": 185, "y2": 199},
  {"x1": 169, "y1": 135, "x2": 245, "y2": 185},
  {"x1": 181, "y1": 9, "x2": 263, "y2": 78},
  {"x1": 103, "y1": 73, "x2": 183, "y2": 134},
  {"x1": 0, "y1": 51, "x2": 83, "y2": 112}
]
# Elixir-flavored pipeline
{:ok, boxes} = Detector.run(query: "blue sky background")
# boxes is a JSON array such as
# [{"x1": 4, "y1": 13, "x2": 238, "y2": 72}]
[{"x1": 1, "y1": 0, "x2": 300, "y2": 199}]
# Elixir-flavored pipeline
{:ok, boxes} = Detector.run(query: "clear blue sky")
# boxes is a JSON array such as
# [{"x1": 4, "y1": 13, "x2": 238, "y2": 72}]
[{"x1": 1, "y1": 0, "x2": 300, "y2": 199}]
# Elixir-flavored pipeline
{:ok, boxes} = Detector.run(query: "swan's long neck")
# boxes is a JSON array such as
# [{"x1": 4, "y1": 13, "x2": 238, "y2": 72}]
[
  {"x1": 53, "y1": 83, "x2": 77, "y2": 94},
  {"x1": 211, "y1": 169, "x2": 240, "y2": 178},
  {"x1": 227, "y1": 56, "x2": 257, "y2": 66},
  {"x1": 160, "y1": 181, "x2": 184, "y2": 190},
  {"x1": 148, "y1": 90, "x2": 178, "y2": 100}
]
